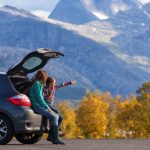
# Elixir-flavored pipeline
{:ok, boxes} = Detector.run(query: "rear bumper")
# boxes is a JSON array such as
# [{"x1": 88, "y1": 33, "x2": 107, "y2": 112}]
[
  {"x1": 0, "y1": 105, "x2": 50, "y2": 134},
  {"x1": 13, "y1": 107, "x2": 43, "y2": 134}
]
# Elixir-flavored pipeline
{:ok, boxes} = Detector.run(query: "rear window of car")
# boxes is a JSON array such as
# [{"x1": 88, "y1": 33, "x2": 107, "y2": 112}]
[{"x1": 22, "y1": 57, "x2": 42, "y2": 70}]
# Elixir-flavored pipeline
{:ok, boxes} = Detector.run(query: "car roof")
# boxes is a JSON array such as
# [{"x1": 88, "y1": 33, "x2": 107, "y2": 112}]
[
  {"x1": 0, "y1": 72, "x2": 6, "y2": 75},
  {"x1": 0, "y1": 72, "x2": 16, "y2": 95}
]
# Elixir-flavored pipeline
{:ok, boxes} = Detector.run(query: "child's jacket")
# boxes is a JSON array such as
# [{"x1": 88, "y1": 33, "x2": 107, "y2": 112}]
[{"x1": 43, "y1": 81, "x2": 72, "y2": 105}]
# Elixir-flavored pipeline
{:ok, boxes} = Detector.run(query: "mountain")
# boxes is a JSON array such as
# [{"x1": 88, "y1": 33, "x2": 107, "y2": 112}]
[
  {"x1": 50, "y1": 0, "x2": 150, "y2": 68},
  {"x1": 0, "y1": 5, "x2": 95, "y2": 99},
  {"x1": 49, "y1": 0, "x2": 150, "y2": 67},
  {"x1": 49, "y1": 0, "x2": 98, "y2": 24},
  {"x1": 0, "y1": 4, "x2": 150, "y2": 99},
  {"x1": 49, "y1": 0, "x2": 150, "y2": 24},
  {"x1": 108, "y1": 1, "x2": 150, "y2": 57}
]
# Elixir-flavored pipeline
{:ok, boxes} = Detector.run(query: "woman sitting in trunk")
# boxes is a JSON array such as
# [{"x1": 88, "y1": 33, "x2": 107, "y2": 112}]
[{"x1": 29, "y1": 69, "x2": 65, "y2": 145}]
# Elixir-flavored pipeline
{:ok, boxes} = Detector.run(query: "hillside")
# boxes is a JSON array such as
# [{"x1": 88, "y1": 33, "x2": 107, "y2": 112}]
[{"x1": 0, "y1": 4, "x2": 150, "y2": 99}]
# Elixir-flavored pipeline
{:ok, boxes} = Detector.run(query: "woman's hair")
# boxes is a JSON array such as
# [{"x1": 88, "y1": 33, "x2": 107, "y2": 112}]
[
  {"x1": 46, "y1": 77, "x2": 55, "y2": 87},
  {"x1": 32, "y1": 69, "x2": 47, "y2": 85}
]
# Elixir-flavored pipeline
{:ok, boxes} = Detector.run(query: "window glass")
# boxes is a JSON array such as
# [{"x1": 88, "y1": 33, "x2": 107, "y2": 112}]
[{"x1": 22, "y1": 57, "x2": 42, "y2": 70}]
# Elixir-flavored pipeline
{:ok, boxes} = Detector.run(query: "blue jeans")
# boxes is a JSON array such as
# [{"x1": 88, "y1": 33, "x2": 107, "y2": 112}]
[
  {"x1": 50, "y1": 106, "x2": 63, "y2": 127},
  {"x1": 46, "y1": 102, "x2": 63, "y2": 127},
  {"x1": 32, "y1": 106, "x2": 59, "y2": 126}
]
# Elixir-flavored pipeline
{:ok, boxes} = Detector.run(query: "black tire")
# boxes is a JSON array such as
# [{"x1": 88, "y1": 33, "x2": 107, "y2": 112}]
[
  {"x1": 0, "y1": 114, "x2": 14, "y2": 145},
  {"x1": 15, "y1": 133, "x2": 43, "y2": 144}
]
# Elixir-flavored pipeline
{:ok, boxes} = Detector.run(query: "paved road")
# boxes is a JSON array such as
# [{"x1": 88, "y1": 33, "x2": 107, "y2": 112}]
[{"x1": 0, "y1": 139, "x2": 150, "y2": 150}]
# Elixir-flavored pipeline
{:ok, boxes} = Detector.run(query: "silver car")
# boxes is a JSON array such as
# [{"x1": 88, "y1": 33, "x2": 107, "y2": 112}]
[{"x1": 0, "y1": 48, "x2": 64, "y2": 144}]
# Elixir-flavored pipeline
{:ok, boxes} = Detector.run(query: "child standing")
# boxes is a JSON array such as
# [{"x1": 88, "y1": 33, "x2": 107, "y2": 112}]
[{"x1": 43, "y1": 77, "x2": 77, "y2": 128}]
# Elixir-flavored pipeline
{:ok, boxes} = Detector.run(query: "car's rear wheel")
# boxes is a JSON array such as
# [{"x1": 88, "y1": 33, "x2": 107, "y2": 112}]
[
  {"x1": 15, "y1": 133, "x2": 43, "y2": 144},
  {"x1": 0, "y1": 115, "x2": 14, "y2": 145}
]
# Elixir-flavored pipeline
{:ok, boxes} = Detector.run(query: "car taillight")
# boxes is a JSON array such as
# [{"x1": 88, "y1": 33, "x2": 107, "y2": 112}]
[{"x1": 8, "y1": 94, "x2": 31, "y2": 107}]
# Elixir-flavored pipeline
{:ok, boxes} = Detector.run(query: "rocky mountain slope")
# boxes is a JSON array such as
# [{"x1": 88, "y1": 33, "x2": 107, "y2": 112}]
[{"x1": 0, "y1": 4, "x2": 150, "y2": 99}]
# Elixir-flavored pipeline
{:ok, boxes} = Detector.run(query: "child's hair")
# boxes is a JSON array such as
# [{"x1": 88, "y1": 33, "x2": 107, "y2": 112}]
[
  {"x1": 32, "y1": 69, "x2": 47, "y2": 85},
  {"x1": 46, "y1": 77, "x2": 55, "y2": 87}
]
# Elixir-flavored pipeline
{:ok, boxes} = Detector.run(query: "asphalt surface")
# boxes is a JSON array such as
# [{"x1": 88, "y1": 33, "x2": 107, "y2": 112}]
[{"x1": 0, "y1": 139, "x2": 150, "y2": 150}]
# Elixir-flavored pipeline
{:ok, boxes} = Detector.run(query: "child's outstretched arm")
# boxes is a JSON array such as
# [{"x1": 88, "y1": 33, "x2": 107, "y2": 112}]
[
  {"x1": 56, "y1": 80, "x2": 77, "y2": 89},
  {"x1": 70, "y1": 80, "x2": 77, "y2": 85}
]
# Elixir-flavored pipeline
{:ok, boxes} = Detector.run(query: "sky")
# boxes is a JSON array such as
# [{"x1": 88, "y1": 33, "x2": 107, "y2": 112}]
[{"x1": 0, "y1": 0, "x2": 59, "y2": 17}]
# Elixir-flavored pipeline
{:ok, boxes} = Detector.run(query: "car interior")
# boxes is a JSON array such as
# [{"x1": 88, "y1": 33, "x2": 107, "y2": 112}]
[{"x1": 7, "y1": 68, "x2": 32, "y2": 94}]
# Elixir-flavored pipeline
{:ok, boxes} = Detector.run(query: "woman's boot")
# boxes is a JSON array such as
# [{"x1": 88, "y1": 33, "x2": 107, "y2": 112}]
[
  {"x1": 47, "y1": 128, "x2": 53, "y2": 141},
  {"x1": 51, "y1": 126, "x2": 66, "y2": 145}
]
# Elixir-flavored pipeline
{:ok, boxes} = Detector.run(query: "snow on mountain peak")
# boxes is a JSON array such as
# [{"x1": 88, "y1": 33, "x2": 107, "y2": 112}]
[
  {"x1": 110, "y1": 2, "x2": 129, "y2": 15},
  {"x1": 81, "y1": 0, "x2": 109, "y2": 20},
  {"x1": 92, "y1": 11, "x2": 109, "y2": 19},
  {"x1": 138, "y1": 0, "x2": 150, "y2": 5}
]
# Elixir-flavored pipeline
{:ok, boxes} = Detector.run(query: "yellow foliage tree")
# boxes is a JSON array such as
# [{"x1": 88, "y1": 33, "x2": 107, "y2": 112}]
[
  {"x1": 57, "y1": 101, "x2": 81, "y2": 139},
  {"x1": 136, "y1": 82, "x2": 150, "y2": 137},
  {"x1": 114, "y1": 96, "x2": 138, "y2": 138},
  {"x1": 114, "y1": 95, "x2": 150, "y2": 138},
  {"x1": 76, "y1": 91, "x2": 108, "y2": 139},
  {"x1": 136, "y1": 96, "x2": 150, "y2": 137},
  {"x1": 101, "y1": 92, "x2": 121, "y2": 138}
]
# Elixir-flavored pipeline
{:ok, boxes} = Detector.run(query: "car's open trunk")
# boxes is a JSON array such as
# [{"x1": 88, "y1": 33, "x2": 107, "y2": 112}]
[
  {"x1": 6, "y1": 48, "x2": 64, "y2": 94},
  {"x1": 7, "y1": 69, "x2": 32, "y2": 94}
]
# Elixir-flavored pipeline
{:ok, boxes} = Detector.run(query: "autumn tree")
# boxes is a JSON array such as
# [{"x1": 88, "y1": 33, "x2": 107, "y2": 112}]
[
  {"x1": 114, "y1": 96, "x2": 138, "y2": 138},
  {"x1": 137, "y1": 82, "x2": 150, "y2": 100},
  {"x1": 114, "y1": 94, "x2": 150, "y2": 138},
  {"x1": 136, "y1": 82, "x2": 150, "y2": 137},
  {"x1": 76, "y1": 91, "x2": 108, "y2": 139},
  {"x1": 57, "y1": 101, "x2": 81, "y2": 139},
  {"x1": 57, "y1": 83, "x2": 150, "y2": 139},
  {"x1": 99, "y1": 92, "x2": 121, "y2": 138}
]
